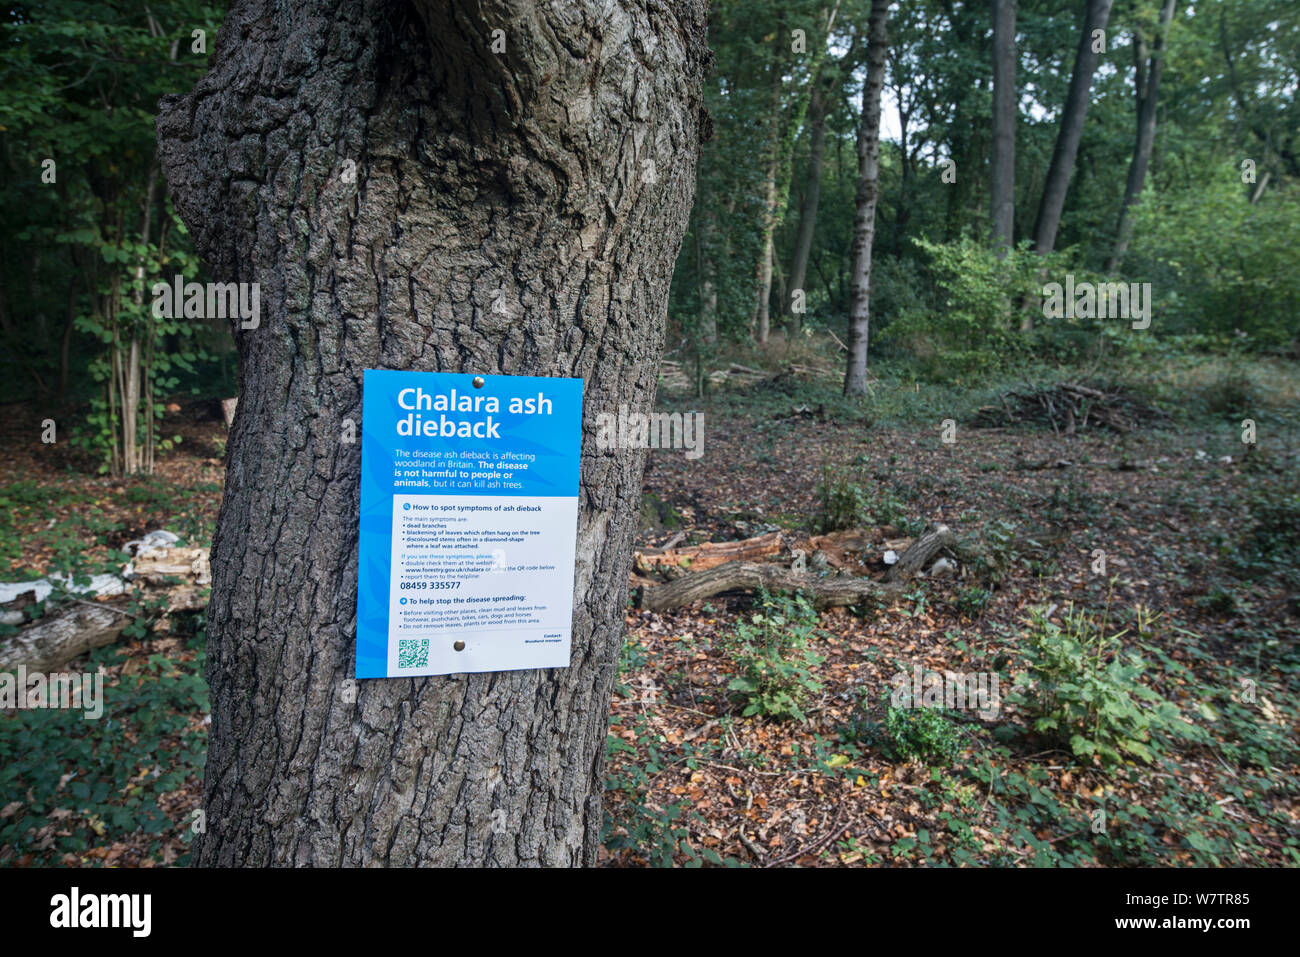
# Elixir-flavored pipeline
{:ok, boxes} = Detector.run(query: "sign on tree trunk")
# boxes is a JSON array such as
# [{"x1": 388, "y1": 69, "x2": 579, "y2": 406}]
[{"x1": 357, "y1": 370, "x2": 581, "y2": 678}]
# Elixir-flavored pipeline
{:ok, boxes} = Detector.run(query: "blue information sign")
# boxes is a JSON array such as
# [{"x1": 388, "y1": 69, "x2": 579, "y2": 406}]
[{"x1": 357, "y1": 370, "x2": 582, "y2": 678}]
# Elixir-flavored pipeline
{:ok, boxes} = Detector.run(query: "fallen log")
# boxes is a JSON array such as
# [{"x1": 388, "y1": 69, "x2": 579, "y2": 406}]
[
  {"x1": 132, "y1": 546, "x2": 212, "y2": 585},
  {"x1": 1, "y1": 545, "x2": 211, "y2": 674},
  {"x1": 640, "y1": 524, "x2": 954, "y2": 612},
  {"x1": 799, "y1": 528, "x2": 878, "y2": 571},
  {"x1": 635, "y1": 532, "x2": 784, "y2": 573},
  {"x1": 883, "y1": 525, "x2": 953, "y2": 582},
  {"x1": 0, "y1": 599, "x2": 134, "y2": 673},
  {"x1": 0, "y1": 585, "x2": 209, "y2": 674},
  {"x1": 639, "y1": 562, "x2": 900, "y2": 612}
]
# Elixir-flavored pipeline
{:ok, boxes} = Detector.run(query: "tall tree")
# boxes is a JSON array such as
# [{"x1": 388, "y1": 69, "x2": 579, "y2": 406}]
[
  {"x1": 158, "y1": 0, "x2": 709, "y2": 866},
  {"x1": 939, "y1": 0, "x2": 989, "y2": 241},
  {"x1": 990, "y1": 0, "x2": 1017, "y2": 251},
  {"x1": 1031, "y1": 0, "x2": 1115, "y2": 254},
  {"x1": 750, "y1": 0, "x2": 841, "y2": 344},
  {"x1": 1108, "y1": 0, "x2": 1178, "y2": 271},
  {"x1": 784, "y1": 83, "x2": 828, "y2": 333},
  {"x1": 751, "y1": 57, "x2": 787, "y2": 344},
  {"x1": 695, "y1": 189, "x2": 719, "y2": 345},
  {"x1": 843, "y1": 0, "x2": 889, "y2": 396}
]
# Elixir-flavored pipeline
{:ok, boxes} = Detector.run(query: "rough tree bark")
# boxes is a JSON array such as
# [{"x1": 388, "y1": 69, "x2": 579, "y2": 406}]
[
  {"x1": 1108, "y1": 0, "x2": 1177, "y2": 272},
  {"x1": 157, "y1": 0, "x2": 709, "y2": 866},
  {"x1": 1031, "y1": 0, "x2": 1114, "y2": 255},
  {"x1": 843, "y1": 0, "x2": 889, "y2": 397},
  {"x1": 990, "y1": 0, "x2": 1016, "y2": 252}
]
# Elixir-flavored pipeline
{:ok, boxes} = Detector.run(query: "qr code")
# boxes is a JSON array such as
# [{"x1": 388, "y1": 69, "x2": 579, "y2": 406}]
[{"x1": 397, "y1": 639, "x2": 429, "y2": 670}]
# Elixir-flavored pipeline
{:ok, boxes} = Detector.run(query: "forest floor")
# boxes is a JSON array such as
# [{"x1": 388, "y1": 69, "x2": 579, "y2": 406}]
[{"x1": 1, "y1": 360, "x2": 1298, "y2": 867}]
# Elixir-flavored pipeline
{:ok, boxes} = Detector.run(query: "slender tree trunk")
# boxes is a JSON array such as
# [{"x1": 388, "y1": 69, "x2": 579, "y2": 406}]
[
  {"x1": 130, "y1": 164, "x2": 160, "y2": 475},
  {"x1": 123, "y1": 331, "x2": 140, "y2": 474},
  {"x1": 843, "y1": 0, "x2": 889, "y2": 397},
  {"x1": 940, "y1": 2, "x2": 984, "y2": 242},
  {"x1": 59, "y1": 280, "x2": 76, "y2": 404},
  {"x1": 892, "y1": 99, "x2": 913, "y2": 248},
  {"x1": 990, "y1": 0, "x2": 1017, "y2": 252},
  {"x1": 772, "y1": 254, "x2": 787, "y2": 341},
  {"x1": 754, "y1": 230, "x2": 775, "y2": 344},
  {"x1": 785, "y1": 85, "x2": 827, "y2": 334},
  {"x1": 158, "y1": 0, "x2": 708, "y2": 867},
  {"x1": 1032, "y1": 0, "x2": 1114, "y2": 255},
  {"x1": 751, "y1": 64, "x2": 785, "y2": 344},
  {"x1": 1108, "y1": 0, "x2": 1177, "y2": 272},
  {"x1": 696, "y1": 217, "x2": 718, "y2": 346},
  {"x1": 752, "y1": 2, "x2": 841, "y2": 344},
  {"x1": 694, "y1": 170, "x2": 718, "y2": 346}
]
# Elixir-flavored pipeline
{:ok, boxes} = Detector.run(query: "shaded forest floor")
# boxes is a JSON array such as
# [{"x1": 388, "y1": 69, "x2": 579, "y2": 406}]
[{"x1": 1, "y1": 360, "x2": 1298, "y2": 867}]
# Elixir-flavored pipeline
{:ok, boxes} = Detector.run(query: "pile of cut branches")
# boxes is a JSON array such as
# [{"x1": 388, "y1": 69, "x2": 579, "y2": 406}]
[{"x1": 972, "y1": 381, "x2": 1169, "y2": 435}]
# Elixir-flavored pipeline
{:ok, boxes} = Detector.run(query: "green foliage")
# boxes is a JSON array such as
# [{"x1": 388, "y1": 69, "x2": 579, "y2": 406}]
[
  {"x1": 813, "y1": 465, "x2": 905, "y2": 533},
  {"x1": 0, "y1": 480, "x2": 57, "y2": 570},
  {"x1": 953, "y1": 585, "x2": 993, "y2": 619},
  {"x1": 603, "y1": 715, "x2": 709, "y2": 867},
  {"x1": 1131, "y1": 163, "x2": 1300, "y2": 351},
  {"x1": 876, "y1": 238, "x2": 1041, "y2": 382},
  {"x1": 1043, "y1": 477, "x2": 1100, "y2": 526},
  {"x1": 723, "y1": 590, "x2": 825, "y2": 722},
  {"x1": 0, "y1": 625, "x2": 209, "y2": 865},
  {"x1": 640, "y1": 490, "x2": 683, "y2": 533},
  {"x1": 1199, "y1": 363, "x2": 1259, "y2": 417},
  {"x1": 875, "y1": 702, "x2": 963, "y2": 765},
  {"x1": 1236, "y1": 476, "x2": 1300, "y2": 580},
  {"x1": 0, "y1": 0, "x2": 232, "y2": 443},
  {"x1": 69, "y1": 206, "x2": 206, "y2": 473},
  {"x1": 1197, "y1": 587, "x2": 1238, "y2": 617},
  {"x1": 604, "y1": 636, "x2": 736, "y2": 867},
  {"x1": 1013, "y1": 604, "x2": 1195, "y2": 766},
  {"x1": 959, "y1": 519, "x2": 1021, "y2": 585}
]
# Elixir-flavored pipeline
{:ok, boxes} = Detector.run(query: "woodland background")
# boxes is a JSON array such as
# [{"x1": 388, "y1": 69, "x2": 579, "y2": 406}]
[{"x1": 1, "y1": 0, "x2": 1297, "y2": 867}]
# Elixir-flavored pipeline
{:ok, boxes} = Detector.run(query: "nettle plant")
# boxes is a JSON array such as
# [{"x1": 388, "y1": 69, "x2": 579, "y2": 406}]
[
  {"x1": 1012, "y1": 603, "x2": 1196, "y2": 766},
  {"x1": 724, "y1": 590, "x2": 825, "y2": 723}
]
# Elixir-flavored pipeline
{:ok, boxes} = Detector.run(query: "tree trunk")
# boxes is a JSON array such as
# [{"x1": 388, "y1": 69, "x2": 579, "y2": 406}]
[
  {"x1": 59, "y1": 279, "x2": 77, "y2": 405},
  {"x1": 1107, "y1": 0, "x2": 1177, "y2": 272},
  {"x1": 939, "y1": 2, "x2": 985, "y2": 242},
  {"x1": 785, "y1": 84, "x2": 828, "y2": 334},
  {"x1": 843, "y1": 0, "x2": 889, "y2": 397},
  {"x1": 751, "y1": 62, "x2": 786, "y2": 345},
  {"x1": 157, "y1": 0, "x2": 708, "y2": 867},
  {"x1": 990, "y1": 0, "x2": 1017, "y2": 252},
  {"x1": 754, "y1": 236, "x2": 775, "y2": 345},
  {"x1": 1032, "y1": 0, "x2": 1114, "y2": 255},
  {"x1": 892, "y1": 97, "x2": 914, "y2": 248},
  {"x1": 695, "y1": 185, "x2": 718, "y2": 346},
  {"x1": 752, "y1": 2, "x2": 841, "y2": 345}
]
